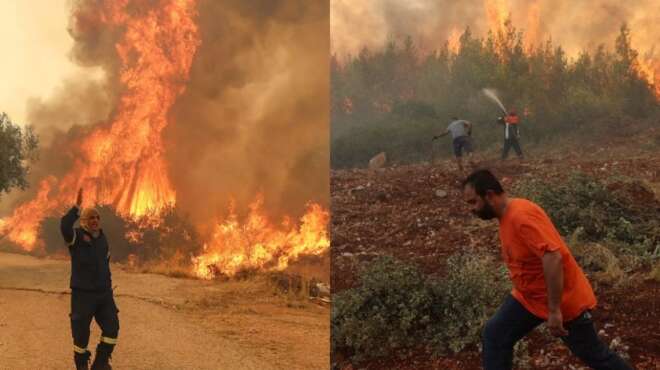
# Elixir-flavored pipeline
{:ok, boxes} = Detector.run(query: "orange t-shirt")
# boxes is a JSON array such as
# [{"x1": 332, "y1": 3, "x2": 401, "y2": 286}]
[{"x1": 499, "y1": 198, "x2": 597, "y2": 321}]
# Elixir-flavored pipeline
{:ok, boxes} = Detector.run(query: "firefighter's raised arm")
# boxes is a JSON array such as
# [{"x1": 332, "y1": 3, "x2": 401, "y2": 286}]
[{"x1": 60, "y1": 188, "x2": 83, "y2": 245}]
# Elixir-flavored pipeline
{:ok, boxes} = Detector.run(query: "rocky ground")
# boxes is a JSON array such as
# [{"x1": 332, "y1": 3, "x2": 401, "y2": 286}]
[{"x1": 331, "y1": 135, "x2": 660, "y2": 369}]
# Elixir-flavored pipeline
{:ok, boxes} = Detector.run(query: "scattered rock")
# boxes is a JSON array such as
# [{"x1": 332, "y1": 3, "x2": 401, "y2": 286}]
[
  {"x1": 368, "y1": 152, "x2": 387, "y2": 169},
  {"x1": 435, "y1": 189, "x2": 448, "y2": 198}
]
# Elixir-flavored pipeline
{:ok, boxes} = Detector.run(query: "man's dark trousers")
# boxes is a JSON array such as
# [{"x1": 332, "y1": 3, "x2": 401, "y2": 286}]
[
  {"x1": 501, "y1": 137, "x2": 523, "y2": 159},
  {"x1": 482, "y1": 295, "x2": 632, "y2": 370},
  {"x1": 71, "y1": 289, "x2": 119, "y2": 364}
]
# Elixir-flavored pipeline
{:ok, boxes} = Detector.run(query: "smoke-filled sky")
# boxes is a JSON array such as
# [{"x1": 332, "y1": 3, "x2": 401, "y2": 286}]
[
  {"x1": 166, "y1": 0, "x2": 329, "y2": 223},
  {"x1": 331, "y1": 0, "x2": 660, "y2": 60},
  {"x1": 0, "y1": 0, "x2": 329, "y2": 226}
]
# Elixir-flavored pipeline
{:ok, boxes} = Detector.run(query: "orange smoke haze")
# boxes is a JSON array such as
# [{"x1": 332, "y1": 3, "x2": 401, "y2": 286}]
[{"x1": 331, "y1": 0, "x2": 660, "y2": 58}]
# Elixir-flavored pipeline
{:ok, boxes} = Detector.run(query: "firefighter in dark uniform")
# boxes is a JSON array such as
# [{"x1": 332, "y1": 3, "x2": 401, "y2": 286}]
[{"x1": 60, "y1": 188, "x2": 119, "y2": 370}]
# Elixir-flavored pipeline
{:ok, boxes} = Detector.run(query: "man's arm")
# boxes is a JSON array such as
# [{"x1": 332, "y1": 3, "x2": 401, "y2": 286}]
[
  {"x1": 433, "y1": 130, "x2": 450, "y2": 140},
  {"x1": 543, "y1": 250, "x2": 568, "y2": 336},
  {"x1": 518, "y1": 218, "x2": 568, "y2": 336},
  {"x1": 60, "y1": 188, "x2": 83, "y2": 245},
  {"x1": 60, "y1": 207, "x2": 79, "y2": 245}
]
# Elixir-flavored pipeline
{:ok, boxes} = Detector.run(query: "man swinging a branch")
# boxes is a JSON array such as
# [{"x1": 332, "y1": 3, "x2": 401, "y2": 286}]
[{"x1": 60, "y1": 188, "x2": 119, "y2": 370}]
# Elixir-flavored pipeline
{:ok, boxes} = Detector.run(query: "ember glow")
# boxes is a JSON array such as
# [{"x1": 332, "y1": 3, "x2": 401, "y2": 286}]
[{"x1": 192, "y1": 198, "x2": 329, "y2": 279}]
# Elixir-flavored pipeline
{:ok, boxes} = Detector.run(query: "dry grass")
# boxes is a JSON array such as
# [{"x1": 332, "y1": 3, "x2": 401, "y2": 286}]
[
  {"x1": 649, "y1": 261, "x2": 660, "y2": 283},
  {"x1": 267, "y1": 272, "x2": 314, "y2": 308},
  {"x1": 119, "y1": 258, "x2": 196, "y2": 279},
  {"x1": 570, "y1": 240, "x2": 626, "y2": 286}
]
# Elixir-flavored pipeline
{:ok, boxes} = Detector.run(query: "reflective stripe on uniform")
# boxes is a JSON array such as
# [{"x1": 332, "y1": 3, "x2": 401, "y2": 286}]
[
  {"x1": 68, "y1": 230, "x2": 77, "y2": 246},
  {"x1": 73, "y1": 345, "x2": 88, "y2": 353},
  {"x1": 100, "y1": 336, "x2": 118, "y2": 345}
]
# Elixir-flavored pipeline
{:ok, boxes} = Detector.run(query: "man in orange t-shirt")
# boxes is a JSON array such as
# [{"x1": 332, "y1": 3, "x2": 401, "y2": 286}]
[{"x1": 462, "y1": 169, "x2": 632, "y2": 370}]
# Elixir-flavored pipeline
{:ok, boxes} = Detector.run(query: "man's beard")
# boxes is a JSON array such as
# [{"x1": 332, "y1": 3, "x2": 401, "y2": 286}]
[{"x1": 473, "y1": 201, "x2": 497, "y2": 220}]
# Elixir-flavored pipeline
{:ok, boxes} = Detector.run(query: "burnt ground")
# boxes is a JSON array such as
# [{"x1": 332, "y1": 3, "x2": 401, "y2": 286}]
[{"x1": 331, "y1": 134, "x2": 660, "y2": 369}]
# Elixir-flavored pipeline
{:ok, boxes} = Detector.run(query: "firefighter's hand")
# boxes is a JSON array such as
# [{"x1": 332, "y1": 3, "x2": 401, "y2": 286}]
[
  {"x1": 547, "y1": 310, "x2": 568, "y2": 337},
  {"x1": 76, "y1": 188, "x2": 83, "y2": 208}
]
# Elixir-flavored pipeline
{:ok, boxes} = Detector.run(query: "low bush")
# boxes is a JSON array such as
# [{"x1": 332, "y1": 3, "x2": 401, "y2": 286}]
[
  {"x1": 332, "y1": 253, "x2": 510, "y2": 362},
  {"x1": 515, "y1": 173, "x2": 659, "y2": 256}
]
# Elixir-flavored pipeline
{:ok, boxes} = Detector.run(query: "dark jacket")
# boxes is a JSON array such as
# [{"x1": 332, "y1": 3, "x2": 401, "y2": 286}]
[{"x1": 60, "y1": 207, "x2": 112, "y2": 291}]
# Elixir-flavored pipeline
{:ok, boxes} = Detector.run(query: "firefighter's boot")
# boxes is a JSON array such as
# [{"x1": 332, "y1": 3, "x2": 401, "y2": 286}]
[
  {"x1": 74, "y1": 349, "x2": 91, "y2": 370},
  {"x1": 90, "y1": 342, "x2": 113, "y2": 370}
]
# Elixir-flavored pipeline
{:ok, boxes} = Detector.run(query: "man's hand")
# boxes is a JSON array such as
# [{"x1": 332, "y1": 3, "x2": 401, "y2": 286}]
[
  {"x1": 76, "y1": 188, "x2": 83, "y2": 208},
  {"x1": 547, "y1": 310, "x2": 568, "y2": 337}
]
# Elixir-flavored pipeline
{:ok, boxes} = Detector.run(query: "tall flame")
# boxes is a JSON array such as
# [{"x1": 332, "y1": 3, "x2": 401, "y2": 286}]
[
  {"x1": 447, "y1": 27, "x2": 461, "y2": 54},
  {"x1": 192, "y1": 197, "x2": 330, "y2": 279},
  {"x1": 638, "y1": 51, "x2": 660, "y2": 99},
  {"x1": 524, "y1": 1, "x2": 541, "y2": 51},
  {"x1": 1, "y1": 0, "x2": 200, "y2": 251},
  {"x1": 484, "y1": 0, "x2": 508, "y2": 35}
]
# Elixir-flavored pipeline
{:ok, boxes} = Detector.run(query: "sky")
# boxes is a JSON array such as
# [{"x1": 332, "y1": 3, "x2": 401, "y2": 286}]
[{"x1": 0, "y1": 0, "x2": 101, "y2": 126}]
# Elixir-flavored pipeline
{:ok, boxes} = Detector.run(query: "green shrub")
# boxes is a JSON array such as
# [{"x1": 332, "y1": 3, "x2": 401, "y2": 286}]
[
  {"x1": 429, "y1": 253, "x2": 510, "y2": 353},
  {"x1": 515, "y1": 173, "x2": 659, "y2": 255},
  {"x1": 332, "y1": 253, "x2": 510, "y2": 362},
  {"x1": 331, "y1": 256, "x2": 436, "y2": 361}
]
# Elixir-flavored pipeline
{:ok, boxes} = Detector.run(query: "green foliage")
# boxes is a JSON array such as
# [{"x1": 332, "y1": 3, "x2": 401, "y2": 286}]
[
  {"x1": 0, "y1": 112, "x2": 39, "y2": 196},
  {"x1": 331, "y1": 256, "x2": 435, "y2": 362},
  {"x1": 429, "y1": 253, "x2": 511, "y2": 354},
  {"x1": 332, "y1": 254, "x2": 509, "y2": 363},
  {"x1": 331, "y1": 24, "x2": 659, "y2": 168},
  {"x1": 516, "y1": 173, "x2": 660, "y2": 258}
]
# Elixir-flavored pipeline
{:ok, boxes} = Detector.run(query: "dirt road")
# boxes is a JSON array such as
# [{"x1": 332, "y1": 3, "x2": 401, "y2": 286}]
[{"x1": 0, "y1": 252, "x2": 329, "y2": 370}]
